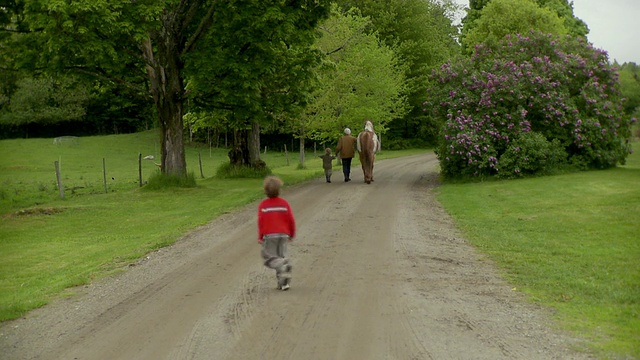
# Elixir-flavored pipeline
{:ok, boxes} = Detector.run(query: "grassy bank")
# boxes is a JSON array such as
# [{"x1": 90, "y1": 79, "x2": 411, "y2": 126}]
[{"x1": 436, "y1": 144, "x2": 640, "y2": 358}]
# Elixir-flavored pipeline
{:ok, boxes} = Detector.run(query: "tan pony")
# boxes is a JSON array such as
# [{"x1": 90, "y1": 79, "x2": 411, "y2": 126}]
[{"x1": 356, "y1": 120, "x2": 381, "y2": 184}]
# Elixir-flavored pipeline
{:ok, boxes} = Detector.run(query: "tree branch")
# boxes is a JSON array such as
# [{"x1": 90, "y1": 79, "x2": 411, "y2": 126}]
[
  {"x1": 182, "y1": 1, "x2": 218, "y2": 55},
  {"x1": 325, "y1": 45, "x2": 344, "y2": 56},
  {"x1": 0, "y1": 28, "x2": 44, "y2": 33},
  {"x1": 65, "y1": 65, "x2": 151, "y2": 100}
]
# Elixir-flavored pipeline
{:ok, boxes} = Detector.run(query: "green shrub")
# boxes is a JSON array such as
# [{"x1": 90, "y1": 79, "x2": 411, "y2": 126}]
[
  {"x1": 215, "y1": 162, "x2": 272, "y2": 179},
  {"x1": 497, "y1": 132, "x2": 567, "y2": 178},
  {"x1": 143, "y1": 171, "x2": 197, "y2": 190},
  {"x1": 383, "y1": 138, "x2": 431, "y2": 150},
  {"x1": 427, "y1": 31, "x2": 634, "y2": 179}
]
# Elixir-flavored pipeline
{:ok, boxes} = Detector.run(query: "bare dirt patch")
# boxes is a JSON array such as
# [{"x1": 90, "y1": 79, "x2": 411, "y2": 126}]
[
  {"x1": 0, "y1": 153, "x2": 594, "y2": 359},
  {"x1": 13, "y1": 207, "x2": 65, "y2": 216}
]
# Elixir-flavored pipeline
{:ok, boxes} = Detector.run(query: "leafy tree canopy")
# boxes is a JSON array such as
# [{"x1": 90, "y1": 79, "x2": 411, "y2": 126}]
[
  {"x1": 302, "y1": 4, "x2": 409, "y2": 144},
  {"x1": 0, "y1": 75, "x2": 89, "y2": 127},
  {"x1": 184, "y1": 0, "x2": 328, "y2": 128},
  {"x1": 461, "y1": 0, "x2": 567, "y2": 53},
  {"x1": 617, "y1": 62, "x2": 640, "y2": 118},
  {"x1": 335, "y1": 0, "x2": 459, "y2": 143},
  {"x1": 461, "y1": 0, "x2": 588, "y2": 53},
  {"x1": 2, "y1": 0, "x2": 331, "y2": 174}
]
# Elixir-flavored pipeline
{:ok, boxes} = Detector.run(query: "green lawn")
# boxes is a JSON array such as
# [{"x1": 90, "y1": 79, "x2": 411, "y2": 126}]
[{"x1": 436, "y1": 143, "x2": 640, "y2": 359}]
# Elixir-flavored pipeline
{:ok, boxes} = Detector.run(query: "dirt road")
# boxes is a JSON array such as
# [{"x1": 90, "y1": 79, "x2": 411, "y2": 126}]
[{"x1": 1, "y1": 152, "x2": 593, "y2": 360}]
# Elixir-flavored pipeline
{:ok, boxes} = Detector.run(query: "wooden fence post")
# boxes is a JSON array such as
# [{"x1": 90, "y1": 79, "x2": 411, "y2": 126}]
[
  {"x1": 54, "y1": 161, "x2": 64, "y2": 199},
  {"x1": 138, "y1": 153, "x2": 143, "y2": 187},
  {"x1": 103, "y1": 158, "x2": 108, "y2": 193},
  {"x1": 198, "y1": 152, "x2": 204, "y2": 178},
  {"x1": 284, "y1": 144, "x2": 290, "y2": 166}
]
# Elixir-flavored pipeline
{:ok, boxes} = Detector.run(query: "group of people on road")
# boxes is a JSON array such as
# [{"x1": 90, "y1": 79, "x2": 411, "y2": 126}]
[
  {"x1": 257, "y1": 121, "x2": 379, "y2": 292},
  {"x1": 317, "y1": 127, "x2": 356, "y2": 183},
  {"x1": 320, "y1": 123, "x2": 378, "y2": 183}
]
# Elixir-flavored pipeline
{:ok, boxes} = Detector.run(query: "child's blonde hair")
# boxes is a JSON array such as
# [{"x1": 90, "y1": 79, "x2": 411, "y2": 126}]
[
  {"x1": 263, "y1": 176, "x2": 283, "y2": 198},
  {"x1": 325, "y1": 148, "x2": 332, "y2": 155}
]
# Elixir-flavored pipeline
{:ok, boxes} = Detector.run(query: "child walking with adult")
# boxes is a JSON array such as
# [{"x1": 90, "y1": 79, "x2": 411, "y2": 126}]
[
  {"x1": 318, "y1": 148, "x2": 336, "y2": 183},
  {"x1": 257, "y1": 176, "x2": 296, "y2": 290}
]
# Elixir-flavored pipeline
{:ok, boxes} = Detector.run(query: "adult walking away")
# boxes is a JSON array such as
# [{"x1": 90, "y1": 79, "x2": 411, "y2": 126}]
[
  {"x1": 336, "y1": 128, "x2": 357, "y2": 182},
  {"x1": 257, "y1": 176, "x2": 296, "y2": 291}
]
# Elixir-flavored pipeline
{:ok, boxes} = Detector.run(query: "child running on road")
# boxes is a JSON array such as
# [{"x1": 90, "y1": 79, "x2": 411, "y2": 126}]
[{"x1": 257, "y1": 176, "x2": 296, "y2": 290}]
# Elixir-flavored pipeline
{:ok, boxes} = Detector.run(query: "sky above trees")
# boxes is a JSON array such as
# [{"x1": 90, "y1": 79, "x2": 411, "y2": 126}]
[{"x1": 452, "y1": 0, "x2": 640, "y2": 63}]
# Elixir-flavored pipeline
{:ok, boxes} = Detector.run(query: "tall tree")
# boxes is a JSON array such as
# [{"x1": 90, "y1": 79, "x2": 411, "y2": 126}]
[
  {"x1": 1, "y1": 1, "x2": 330, "y2": 175},
  {"x1": 618, "y1": 62, "x2": 640, "y2": 118},
  {"x1": 0, "y1": 75, "x2": 89, "y2": 137},
  {"x1": 461, "y1": 0, "x2": 567, "y2": 53},
  {"x1": 460, "y1": 0, "x2": 588, "y2": 51},
  {"x1": 1, "y1": 0, "x2": 216, "y2": 177},
  {"x1": 536, "y1": 0, "x2": 588, "y2": 37},
  {"x1": 335, "y1": 0, "x2": 459, "y2": 144},
  {"x1": 303, "y1": 5, "x2": 408, "y2": 147},
  {"x1": 184, "y1": 0, "x2": 330, "y2": 167}
]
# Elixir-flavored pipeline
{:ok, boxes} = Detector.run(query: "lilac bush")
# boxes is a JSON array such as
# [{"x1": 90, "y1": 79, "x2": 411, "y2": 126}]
[{"x1": 425, "y1": 31, "x2": 634, "y2": 179}]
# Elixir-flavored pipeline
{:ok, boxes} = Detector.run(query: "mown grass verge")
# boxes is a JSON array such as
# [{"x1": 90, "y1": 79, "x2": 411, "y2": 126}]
[{"x1": 436, "y1": 142, "x2": 640, "y2": 359}]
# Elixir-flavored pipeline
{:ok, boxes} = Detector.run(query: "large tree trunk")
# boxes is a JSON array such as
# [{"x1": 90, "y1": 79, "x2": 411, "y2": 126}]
[
  {"x1": 142, "y1": 21, "x2": 187, "y2": 177},
  {"x1": 298, "y1": 124, "x2": 305, "y2": 166},
  {"x1": 229, "y1": 119, "x2": 266, "y2": 170},
  {"x1": 249, "y1": 120, "x2": 261, "y2": 164},
  {"x1": 299, "y1": 136, "x2": 305, "y2": 166},
  {"x1": 229, "y1": 129, "x2": 250, "y2": 166}
]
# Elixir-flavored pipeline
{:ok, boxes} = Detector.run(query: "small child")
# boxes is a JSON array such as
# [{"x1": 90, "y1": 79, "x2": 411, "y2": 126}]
[
  {"x1": 257, "y1": 176, "x2": 296, "y2": 290},
  {"x1": 318, "y1": 148, "x2": 337, "y2": 183}
]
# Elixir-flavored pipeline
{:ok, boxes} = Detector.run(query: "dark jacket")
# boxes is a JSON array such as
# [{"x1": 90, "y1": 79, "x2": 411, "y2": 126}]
[{"x1": 319, "y1": 154, "x2": 336, "y2": 170}]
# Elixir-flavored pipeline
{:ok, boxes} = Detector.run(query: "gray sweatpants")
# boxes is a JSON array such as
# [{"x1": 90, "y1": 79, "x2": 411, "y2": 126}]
[{"x1": 261, "y1": 234, "x2": 291, "y2": 287}]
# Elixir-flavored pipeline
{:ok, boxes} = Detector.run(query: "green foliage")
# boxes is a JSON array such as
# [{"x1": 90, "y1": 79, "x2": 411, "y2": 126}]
[
  {"x1": 0, "y1": 76, "x2": 89, "y2": 126},
  {"x1": 143, "y1": 171, "x2": 197, "y2": 190},
  {"x1": 497, "y1": 132, "x2": 567, "y2": 178},
  {"x1": 185, "y1": 0, "x2": 330, "y2": 128},
  {"x1": 215, "y1": 163, "x2": 272, "y2": 179},
  {"x1": 461, "y1": 0, "x2": 588, "y2": 51},
  {"x1": 536, "y1": 0, "x2": 589, "y2": 37},
  {"x1": 427, "y1": 32, "x2": 633, "y2": 179},
  {"x1": 383, "y1": 137, "x2": 431, "y2": 150},
  {"x1": 461, "y1": 0, "x2": 567, "y2": 53},
  {"x1": 303, "y1": 4, "x2": 409, "y2": 143},
  {"x1": 335, "y1": 0, "x2": 460, "y2": 143},
  {"x1": 618, "y1": 62, "x2": 640, "y2": 117}
]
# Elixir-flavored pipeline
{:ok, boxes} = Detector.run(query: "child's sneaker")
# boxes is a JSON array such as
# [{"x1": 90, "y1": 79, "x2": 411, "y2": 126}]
[{"x1": 280, "y1": 277, "x2": 291, "y2": 291}]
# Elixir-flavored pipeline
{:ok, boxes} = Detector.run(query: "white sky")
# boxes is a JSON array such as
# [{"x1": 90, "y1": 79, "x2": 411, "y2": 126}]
[{"x1": 451, "y1": 0, "x2": 640, "y2": 64}]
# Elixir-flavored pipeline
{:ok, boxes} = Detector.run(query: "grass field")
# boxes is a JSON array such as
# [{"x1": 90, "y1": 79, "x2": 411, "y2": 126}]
[
  {"x1": 436, "y1": 143, "x2": 640, "y2": 359},
  {"x1": 1, "y1": 131, "x2": 638, "y2": 359}
]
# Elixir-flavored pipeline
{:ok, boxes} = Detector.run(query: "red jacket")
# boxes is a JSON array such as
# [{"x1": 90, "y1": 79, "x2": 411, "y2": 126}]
[{"x1": 257, "y1": 197, "x2": 296, "y2": 241}]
